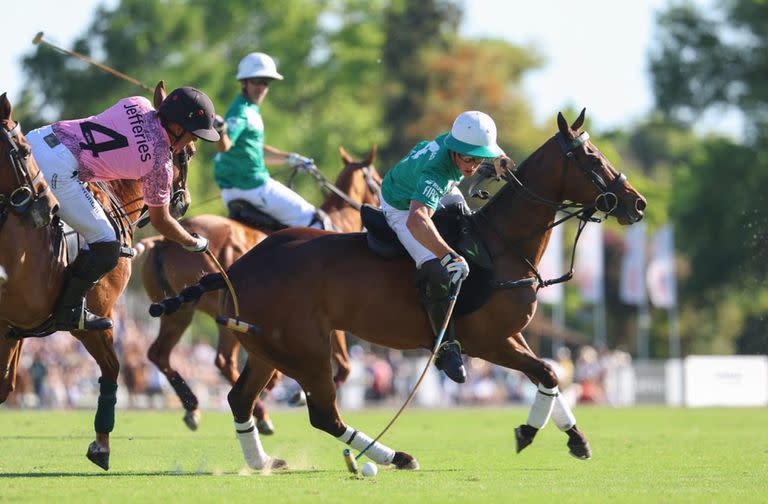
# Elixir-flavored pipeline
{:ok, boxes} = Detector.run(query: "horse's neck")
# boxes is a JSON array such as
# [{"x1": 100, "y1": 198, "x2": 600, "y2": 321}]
[
  {"x1": 479, "y1": 149, "x2": 560, "y2": 269},
  {"x1": 321, "y1": 168, "x2": 366, "y2": 231}
]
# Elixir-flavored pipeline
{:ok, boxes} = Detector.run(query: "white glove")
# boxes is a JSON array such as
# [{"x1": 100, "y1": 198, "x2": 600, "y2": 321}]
[
  {"x1": 212, "y1": 114, "x2": 227, "y2": 135},
  {"x1": 441, "y1": 253, "x2": 470, "y2": 284},
  {"x1": 183, "y1": 234, "x2": 209, "y2": 253},
  {"x1": 287, "y1": 152, "x2": 313, "y2": 170}
]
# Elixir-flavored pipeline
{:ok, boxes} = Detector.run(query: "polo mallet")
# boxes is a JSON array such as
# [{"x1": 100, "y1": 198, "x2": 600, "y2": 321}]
[
  {"x1": 343, "y1": 277, "x2": 465, "y2": 474},
  {"x1": 204, "y1": 249, "x2": 240, "y2": 318},
  {"x1": 32, "y1": 31, "x2": 152, "y2": 92}
]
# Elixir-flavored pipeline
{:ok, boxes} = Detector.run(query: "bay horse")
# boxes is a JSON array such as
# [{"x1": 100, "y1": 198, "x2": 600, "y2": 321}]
[
  {"x1": 153, "y1": 109, "x2": 646, "y2": 471},
  {"x1": 138, "y1": 147, "x2": 381, "y2": 432},
  {"x1": 0, "y1": 83, "x2": 190, "y2": 471}
]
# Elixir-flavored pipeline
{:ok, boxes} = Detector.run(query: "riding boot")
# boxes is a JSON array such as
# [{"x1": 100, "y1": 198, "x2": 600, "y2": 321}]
[
  {"x1": 52, "y1": 274, "x2": 112, "y2": 331},
  {"x1": 418, "y1": 259, "x2": 466, "y2": 384}
]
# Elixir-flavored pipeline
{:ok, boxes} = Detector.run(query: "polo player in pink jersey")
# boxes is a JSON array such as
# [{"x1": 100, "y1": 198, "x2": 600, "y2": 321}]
[{"x1": 26, "y1": 87, "x2": 220, "y2": 331}]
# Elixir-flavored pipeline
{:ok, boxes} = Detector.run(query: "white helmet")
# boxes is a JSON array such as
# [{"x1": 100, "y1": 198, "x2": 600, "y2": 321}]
[
  {"x1": 236, "y1": 52, "x2": 284, "y2": 81},
  {"x1": 444, "y1": 110, "x2": 502, "y2": 158}
]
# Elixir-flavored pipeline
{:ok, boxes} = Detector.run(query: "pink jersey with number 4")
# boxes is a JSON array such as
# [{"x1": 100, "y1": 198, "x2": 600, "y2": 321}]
[{"x1": 51, "y1": 96, "x2": 174, "y2": 206}]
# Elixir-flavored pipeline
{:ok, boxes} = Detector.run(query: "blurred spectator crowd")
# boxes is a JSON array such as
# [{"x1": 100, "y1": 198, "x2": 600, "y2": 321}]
[{"x1": 5, "y1": 297, "x2": 634, "y2": 410}]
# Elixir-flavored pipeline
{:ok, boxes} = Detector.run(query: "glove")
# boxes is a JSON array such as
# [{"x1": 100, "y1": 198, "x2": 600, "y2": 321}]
[
  {"x1": 183, "y1": 233, "x2": 209, "y2": 253},
  {"x1": 213, "y1": 114, "x2": 227, "y2": 135},
  {"x1": 493, "y1": 155, "x2": 515, "y2": 178},
  {"x1": 287, "y1": 152, "x2": 313, "y2": 170},
  {"x1": 441, "y1": 252, "x2": 470, "y2": 284}
]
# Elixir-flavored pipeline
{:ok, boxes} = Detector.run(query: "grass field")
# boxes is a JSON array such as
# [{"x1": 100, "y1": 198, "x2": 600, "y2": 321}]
[{"x1": 0, "y1": 406, "x2": 766, "y2": 503}]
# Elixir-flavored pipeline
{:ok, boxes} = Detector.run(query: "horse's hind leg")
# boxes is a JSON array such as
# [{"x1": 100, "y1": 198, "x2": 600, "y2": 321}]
[
  {"x1": 215, "y1": 326, "x2": 275, "y2": 435},
  {"x1": 147, "y1": 304, "x2": 202, "y2": 430},
  {"x1": 227, "y1": 355, "x2": 286, "y2": 470},
  {"x1": 76, "y1": 328, "x2": 120, "y2": 471},
  {"x1": 298, "y1": 357, "x2": 419, "y2": 470}
]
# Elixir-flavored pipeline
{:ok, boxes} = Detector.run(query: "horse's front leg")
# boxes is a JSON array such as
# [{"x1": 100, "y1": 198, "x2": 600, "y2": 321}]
[
  {"x1": 471, "y1": 331, "x2": 591, "y2": 459},
  {"x1": 75, "y1": 327, "x2": 120, "y2": 471},
  {"x1": 0, "y1": 337, "x2": 23, "y2": 404}
]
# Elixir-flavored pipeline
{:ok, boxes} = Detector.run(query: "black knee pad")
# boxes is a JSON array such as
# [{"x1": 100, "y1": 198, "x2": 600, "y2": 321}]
[{"x1": 73, "y1": 241, "x2": 121, "y2": 282}]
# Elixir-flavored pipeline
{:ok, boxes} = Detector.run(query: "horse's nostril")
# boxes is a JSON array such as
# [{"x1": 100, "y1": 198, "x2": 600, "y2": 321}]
[{"x1": 636, "y1": 198, "x2": 646, "y2": 212}]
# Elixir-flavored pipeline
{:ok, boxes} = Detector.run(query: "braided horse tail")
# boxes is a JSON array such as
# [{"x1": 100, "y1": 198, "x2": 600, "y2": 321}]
[{"x1": 148, "y1": 273, "x2": 224, "y2": 317}]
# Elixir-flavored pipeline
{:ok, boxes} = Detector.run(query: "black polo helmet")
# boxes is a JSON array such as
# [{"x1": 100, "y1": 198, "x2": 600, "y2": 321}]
[{"x1": 158, "y1": 86, "x2": 220, "y2": 142}]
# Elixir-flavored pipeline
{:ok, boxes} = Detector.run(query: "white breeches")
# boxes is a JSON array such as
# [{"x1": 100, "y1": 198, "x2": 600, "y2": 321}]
[
  {"x1": 26, "y1": 126, "x2": 115, "y2": 244},
  {"x1": 221, "y1": 177, "x2": 318, "y2": 228},
  {"x1": 381, "y1": 186, "x2": 465, "y2": 268}
]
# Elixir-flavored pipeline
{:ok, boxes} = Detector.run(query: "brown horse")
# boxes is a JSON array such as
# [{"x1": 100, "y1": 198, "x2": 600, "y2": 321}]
[
  {"x1": 155, "y1": 109, "x2": 647, "y2": 471},
  {"x1": 138, "y1": 147, "x2": 381, "y2": 432},
  {"x1": 0, "y1": 83, "x2": 189, "y2": 471}
]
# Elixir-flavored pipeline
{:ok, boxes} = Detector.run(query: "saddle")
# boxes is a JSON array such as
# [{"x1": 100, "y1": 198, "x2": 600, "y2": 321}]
[
  {"x1": 361, "y1": 203, "x2": 495, "y2": 317},
  {"x1": 227, "y1": 199, "x2": 288, "y2": 232}
]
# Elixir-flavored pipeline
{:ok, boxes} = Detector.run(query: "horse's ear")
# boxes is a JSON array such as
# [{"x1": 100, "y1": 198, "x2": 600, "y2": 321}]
[
  {"x1": 365, "y1": 144, "x2": 378, "y2": 165},
  {"x1": 557, "y1": 111, "x2": 570, "y2": 136},
  {"x1": 153, "y1": 80, "x2": 167, "y2": 109},
  {"x1": 570, "y1": 108, "x2": 586, "y2": 131},
  {"x1": 0, "y1": 93, "x2": 11, "y2": 122},
  {"x1": 338, "y1": 145, "x2": 352, "y2": 164}
]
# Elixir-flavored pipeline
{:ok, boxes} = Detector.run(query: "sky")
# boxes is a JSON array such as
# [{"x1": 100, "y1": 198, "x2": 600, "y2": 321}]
[{"x1": 3, "y1": 0, "x2": 731, "y2": 134}]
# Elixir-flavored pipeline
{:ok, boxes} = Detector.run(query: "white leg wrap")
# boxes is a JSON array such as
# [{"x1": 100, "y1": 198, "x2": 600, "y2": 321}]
[
  {"x1": 235, "y1": 417, "x2": 270, "y2": 469},
  {"x1": 526, "y1": 384, "x2": 558, "y2": 429},
  {"x1": 336, "y1": 425, "x2": 395, "y2": 465},
  {"x1": 551, "y1": 394, "x2": 577, "y2": 431}
]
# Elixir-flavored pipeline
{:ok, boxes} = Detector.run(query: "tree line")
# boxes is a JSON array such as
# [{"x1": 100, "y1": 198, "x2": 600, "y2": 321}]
[{"x1": 15, "y1": 0, "x2": 767, "y2": 356}]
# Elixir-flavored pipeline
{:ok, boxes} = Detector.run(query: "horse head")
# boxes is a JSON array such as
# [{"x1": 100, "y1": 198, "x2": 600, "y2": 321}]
[
  {"x1": 0, "y1": 93, "x2": 58, "y2": 229},
  {"x1": 552, "y1": 108, "x2": 646, "y2": 225},
  {"x1": 337, "y1": 145, "x2": 381, "y2": 207}
]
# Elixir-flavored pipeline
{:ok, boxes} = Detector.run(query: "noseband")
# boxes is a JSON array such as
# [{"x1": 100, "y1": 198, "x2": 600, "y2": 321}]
[{"x1": 0, "y1": 121, "x2": 55, "y2": 229}]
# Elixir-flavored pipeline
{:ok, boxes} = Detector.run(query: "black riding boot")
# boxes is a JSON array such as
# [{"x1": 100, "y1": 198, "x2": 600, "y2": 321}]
[
  {"x1": 419, "y1": 259, "x2": 466, "y2": 384},
  {"x1": 53, "y1": 275, "x2": 112, "y2": 331},
  {"x1": 53, "y1": 242, "x2": 120, "y2": 332}
]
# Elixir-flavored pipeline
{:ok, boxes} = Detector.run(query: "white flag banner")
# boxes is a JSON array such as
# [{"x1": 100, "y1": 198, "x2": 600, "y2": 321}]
[
  {"x1": 647, "y1": 224, "x2": 677, "y2": 309},
  {"x1": 574, "y1": 222, "x2": 604, "y2": 303},
  {"x1": 619, "y1": 222, "x2": 647, "y2": 305},
  {"x1": 537, "y1": 219, "x2": 564, "y2": 304}
]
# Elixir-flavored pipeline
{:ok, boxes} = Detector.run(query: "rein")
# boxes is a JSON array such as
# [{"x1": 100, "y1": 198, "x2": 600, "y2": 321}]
[
  {"x1": 288, "y1": 161, "x2": 380, "y2": 211},
  {"x1": 470, "y1": 130, "x2": 624, "y2": 291}
]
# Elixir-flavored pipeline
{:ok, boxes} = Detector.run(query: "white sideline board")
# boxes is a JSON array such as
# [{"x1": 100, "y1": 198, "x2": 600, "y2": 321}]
[{"x1": 684, "y1": 355, "x2": 768, "y2": 407}]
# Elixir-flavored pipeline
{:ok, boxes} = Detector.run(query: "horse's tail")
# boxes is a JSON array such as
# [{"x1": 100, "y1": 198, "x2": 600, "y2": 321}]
[{"x1": 148, "y1": 273, "x2": 225, "y2": 317}]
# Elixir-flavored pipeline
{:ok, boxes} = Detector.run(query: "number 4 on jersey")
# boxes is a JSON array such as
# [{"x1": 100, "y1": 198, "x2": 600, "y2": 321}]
[{"x1": 79, "y1": 121, "x2": 128, "y2": 158}]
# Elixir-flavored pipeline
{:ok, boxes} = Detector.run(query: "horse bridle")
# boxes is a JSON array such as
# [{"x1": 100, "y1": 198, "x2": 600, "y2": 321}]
[
  {"x1": 0, "y1": 121, "x2": 55, "y2": 229},
  {"x1": 471, "y1": 129, "x2": 631, "y2": 290}
]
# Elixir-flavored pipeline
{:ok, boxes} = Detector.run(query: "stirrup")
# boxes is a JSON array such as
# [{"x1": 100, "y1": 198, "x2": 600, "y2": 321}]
[{"x1": 55, "y1": 305, "x2": 113, "y2": 332}]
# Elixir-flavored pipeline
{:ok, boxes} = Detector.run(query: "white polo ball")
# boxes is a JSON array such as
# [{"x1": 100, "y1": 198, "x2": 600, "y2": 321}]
[{"x1": 361, "y1": 461, "x2": 378, "y2": 477}]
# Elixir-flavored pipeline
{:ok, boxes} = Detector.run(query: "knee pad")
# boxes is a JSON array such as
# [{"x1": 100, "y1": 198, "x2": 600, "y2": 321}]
[{"x1": 73, "y1": 241, "x2": 121, "y2": 282}]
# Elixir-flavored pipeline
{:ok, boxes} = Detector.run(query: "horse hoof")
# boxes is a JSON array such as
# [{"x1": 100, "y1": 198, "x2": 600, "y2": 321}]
[
  {"x1": 514, "y1": 426, "x2": 534, "y2": 454},
  {"x1": 183, "y1": 409, "x2": 201, "y2": 431},
  {"x1": 268, "y1": 457, "x2": 288, "y2": 470},
  {"x1": 256, "y1": 417, "x2": 275, "y2": 436},
  {"x1": 392, "y1": 451, "x2": 419, "y2": 470},
  {"x1": 568, "y1": 440, "x2": 592, "y2": 460},
  {"x1": 86, "y1": 441, "x2": 110, "y2": 471},
  {"x1": 288, "y1": 390, "x2": 307, "y2": 407}
]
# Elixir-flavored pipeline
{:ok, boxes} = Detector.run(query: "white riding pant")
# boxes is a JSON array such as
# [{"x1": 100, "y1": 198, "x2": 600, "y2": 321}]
[
  {"x1": 26, "y1": 126, "x2": 116, "y2": 244},
  {"x1": 221, "y1": 177, "x2": 320, "y2": 228},
  {"x1": 381, "y1": 186, "x2": 466, "y2": 268}
]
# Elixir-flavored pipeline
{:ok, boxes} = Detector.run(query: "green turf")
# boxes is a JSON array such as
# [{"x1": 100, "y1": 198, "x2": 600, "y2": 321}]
[{"x1": 0, "y1": 406, "x2": 766, "y2": 503}]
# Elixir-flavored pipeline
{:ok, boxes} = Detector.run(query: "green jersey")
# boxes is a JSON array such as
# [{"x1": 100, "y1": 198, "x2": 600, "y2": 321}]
[
  {"x1": 381, "y1": 133, "x2": 463, "y2": 211},
  {"x1": 213, "y1": 95, "x2": 269, "y2": 189}
]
